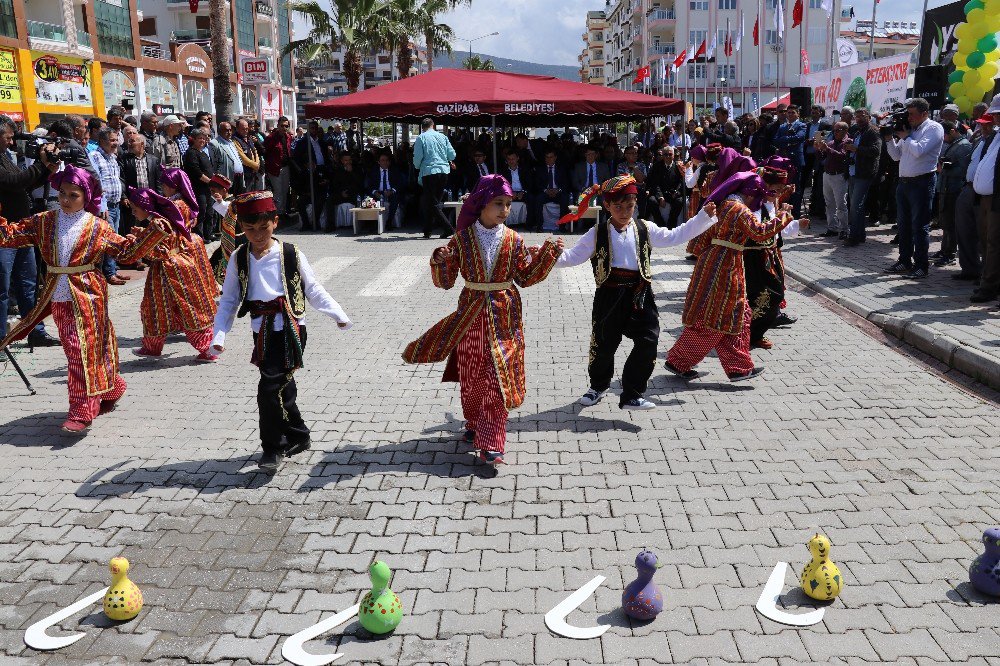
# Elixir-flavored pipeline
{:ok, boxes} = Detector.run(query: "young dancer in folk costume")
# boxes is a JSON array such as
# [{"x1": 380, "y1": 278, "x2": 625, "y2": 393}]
[
  {"x1": 665, "y1": 169, "x2": 807, "y2": 382},
  {"x1": 685, "y1": 147, "x2": 757, "y2": 259},
  {"x1": 160, "y1": 166, "x2": 200, "y2": 231},
  {"x1": 0, "y1": 165, "x2": 169, "y2": 432},
  {"x1": 684, "y1": 143, "x2": 723, "y2": 219},
  {"x1": 744, "y1": 157, "x2": 804, "y2": 349},
  {"x1": 127, "y1": 187, "x2": 219, "y2": 361},
  {"x1": 556, "y1": 174, "x2": 719, "y2": 410},
  {"x1": 212, "y1": 191, "x2": 352, "y2": 474},
  {"x1": 403, "y1": 175, "x2": 564, "y2": 467},
  {"x1": 206, "y1": 174, "x2": 247, "y2": 284}
]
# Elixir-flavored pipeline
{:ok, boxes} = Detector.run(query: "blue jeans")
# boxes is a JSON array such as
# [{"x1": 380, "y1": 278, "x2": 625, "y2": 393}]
[
  {"x1": 0, "y1": 247, "x2": 44, "y2": 339},
  {"x1": 101, "y1": 205, "x2": 121, "y2": 277},
  {"x1": 895, "y1": 173, "x2": 936, "y2": 271},
  {"x1": 847, "y1": 177, "x2": 873, "y2": 241}
]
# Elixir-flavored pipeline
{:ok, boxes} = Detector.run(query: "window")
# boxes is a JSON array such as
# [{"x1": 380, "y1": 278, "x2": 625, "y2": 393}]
[
  {"x1": 183, "y1": 80, "x2": 211, "y2": 114},
  {"x1": 138, "y1": 18, "x2": 157, "y2": 37},
  {"x1": 235, "y1": 0, "x2": 254, "y2": 55},
  {"x1": 765, "y1": 0, "x2": 777, "y2": 8},
  {"x1": 809, "y1": 0, "x2": 823, "y2": 6},
  {"x1": 811, "y1": 60, "x2": 826, "y2": 71},
  {"x1": 763, "y1": 63, "x2": 776, "y2": 80},
  {"x1": 808, "y1": 27, "x2": 826, "y2": 44},
  {"x1": 718, "y1": 0, "x2": 736, "y2": 8},
  {"x1": 0, "y1": 0, "x2": 15, "y2": 38},
  {"x1": 689, "y1": 30, "x2": 707, "y2": 46},
  {"x1": 688, "y1": 64, "x2": 706, "y2": 80},
  {"x1": 690, "y1": 0, "x2": 708, "y2": 9},
  {"x1": 144, "y1": 76, "x2": 177, "y2": 109},
  {"x1": 277, "y1": 0, "x2": 292, "y2": 86},
  {"x1": 717, "y1": 64, "x2": 736, "y2": 80},
  {"x1": 95, "y1": 0, "x2": 134, "y2": 59},
  {"x1": 765, "y1": 29, "x2": 778, "y2": 45},
  {"x1": 102, "y1": 69, "x2": 135, "y2": 112}
]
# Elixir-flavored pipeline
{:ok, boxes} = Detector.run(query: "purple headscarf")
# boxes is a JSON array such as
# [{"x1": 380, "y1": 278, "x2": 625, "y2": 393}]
[
  {"x1": 689, "y1": 144, "x2": 707, "y2": 162},
  {"x1": 711, "y1": 148, "x2": 757, "y2": 187},
  {"x1": 159, "y1": 167, "x2": 199, "y2": 216},
  {"x1": 456, "y1": 174, "x2": 514, "y2": 233},
  {"x1": 760, "y1": 155, "x2": 797, "y2": 183},
  {"x1": 125, "y1": 186, "x2": 191, "y2": 241},
  {"x1": 706, "y1": 170, "x2": 769, "y2": 212},
  {"x1": 50, "y1": 164, "x2": 102, "y2": 216}
]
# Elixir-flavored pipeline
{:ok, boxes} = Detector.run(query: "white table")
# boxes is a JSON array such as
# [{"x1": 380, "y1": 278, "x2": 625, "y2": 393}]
[
  {"x1": 350, "y1": 207, "x2": 385, "y2": 235},
  {"x1": 565, "y1": 204, "x2": 603, "y2": 233}
]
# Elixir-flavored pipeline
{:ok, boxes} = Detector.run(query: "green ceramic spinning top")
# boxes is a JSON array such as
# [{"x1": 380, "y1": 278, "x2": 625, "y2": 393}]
[{"x1": 358, "y1": 560, "x2": 403, "y2": 634}]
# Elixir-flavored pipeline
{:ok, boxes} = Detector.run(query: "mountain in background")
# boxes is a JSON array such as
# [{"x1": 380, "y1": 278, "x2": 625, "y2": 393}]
[{"x1": 433, "y1": 51, "x2": 580, "y2": 81}]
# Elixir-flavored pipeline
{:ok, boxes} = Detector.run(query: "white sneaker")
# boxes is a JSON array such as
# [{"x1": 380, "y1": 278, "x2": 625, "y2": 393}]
[
  {"x1": 578, "y1": 388, "x2": 607, "y2": 406},
  {"x1": 621, "y1": 397, "x2": 656, "y2": 410}
]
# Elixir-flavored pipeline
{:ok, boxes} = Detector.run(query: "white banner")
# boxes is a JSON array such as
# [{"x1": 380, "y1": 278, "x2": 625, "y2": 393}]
[
  {"x1": 800, "y1": 52, "x2": 911, "y2": 115},
  {"x1": 836, "y1": 38, "x2": 859, "y2": 66}
]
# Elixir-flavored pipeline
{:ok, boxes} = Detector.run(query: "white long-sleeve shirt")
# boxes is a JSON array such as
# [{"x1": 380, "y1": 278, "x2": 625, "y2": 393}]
[
  {"x1": 211, "y1": 240, "x2": 352, "y2": 351},
  {"x1": 885, "y1": 118, "x2": 945, "y2": 178},
  {"x1": 973, "y1": 136, "x2": 1000, "y2": 196},
  {"x1": 557, "y1": 209, "x2": 717, "y2": 269},
  {"x1": 684, "y1": 163, "x2": 702, "y2": 188}
]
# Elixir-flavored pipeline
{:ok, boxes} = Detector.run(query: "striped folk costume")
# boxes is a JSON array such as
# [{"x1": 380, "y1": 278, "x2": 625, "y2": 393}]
[
  {"x1": 403, "y1": 175, "x2": 560, "y2": 459},
  {"x1": 667, "y1": 169, "x2": 796, "y2": 378},
  {"x1": 0, "y1": 167, "x2": 168, "y2": 427}
]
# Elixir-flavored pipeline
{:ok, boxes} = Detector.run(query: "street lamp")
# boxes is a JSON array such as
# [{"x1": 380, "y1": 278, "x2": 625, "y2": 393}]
[{"x1": 458, "y1": 31, "x2": 500, "y2": 61}]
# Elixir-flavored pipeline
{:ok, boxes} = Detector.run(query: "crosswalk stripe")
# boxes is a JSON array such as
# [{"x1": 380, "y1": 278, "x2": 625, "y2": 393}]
[
  {"x1": 358, "y1": 256, "x2": 428, "y2": 297},
  {"x1": 311, "y1": 256, "x2": 358, "y2": 284},
  {"x1": 558, "y1": 257, "x2": 692, "y2": 296}
]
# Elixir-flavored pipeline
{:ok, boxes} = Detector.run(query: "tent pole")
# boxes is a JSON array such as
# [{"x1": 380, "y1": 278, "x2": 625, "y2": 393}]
[{"x1": 491, "y1": 115, "x2": 497, "y2": 171}]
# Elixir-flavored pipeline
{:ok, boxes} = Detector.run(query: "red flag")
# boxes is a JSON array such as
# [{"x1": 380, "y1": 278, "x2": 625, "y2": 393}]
[
  {"x1": 673, "y1": 49, "x2": 687, "y2": 69},
  {"x1": 792, "y1": 0, "x2": 803, "y2": 28},
  {"x1": 801, "y1": 48, "x2": 810, "y2": 73},
  {"x1": 695, "y1": 39, "x2": 707, "y2": 60},
  {"x1": 633, "y1": 65, "x2": 651, "y2": 83},
  {"x1": 189, "y1": 0, "x2": 199, "y2": 11},
  {"x1": 724, "y1": 31, "x2": 732, "y2": 57},
  {"x1": 753, "y1": 16, "x2": 760, "y2": 46}
]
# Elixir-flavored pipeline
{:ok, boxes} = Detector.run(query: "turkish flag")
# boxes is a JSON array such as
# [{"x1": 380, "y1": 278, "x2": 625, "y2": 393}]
[
  {"x1": 724, "y1": 32, "x2": 732, "y2": 57},
  {"x1": 694, "y1": 39, "x2": 707, "y2": 61},
  {"x1": 792, "y1": 0, "x2": 803, "y2": 28},
  {"x1": 753, "y1": 16, "x2": 760, "y2": 46},
  {"x1": 633, "y1": 65, "x2": 651, "y2": 83},
  {"x1": 673, "y1": 49, "x2": 687, "y2": 69},
  {"x1": 189, "y1": 0, "x2": 199, "y2": 11}
]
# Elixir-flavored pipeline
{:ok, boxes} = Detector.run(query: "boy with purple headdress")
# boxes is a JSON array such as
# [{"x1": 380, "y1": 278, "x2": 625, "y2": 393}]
[
  {"x1": 0, "y1": 165, "x2": 169, "y2": 432},
  {"x1": 403, "y1": 175, "x2": 563, "y2": 468}
]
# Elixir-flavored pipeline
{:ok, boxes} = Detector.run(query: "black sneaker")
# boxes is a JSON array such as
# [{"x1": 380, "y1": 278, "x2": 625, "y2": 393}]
[
  {"x1": 258, "y1": 452, "x2": 280, "y2": 474},
  {"x1": 773, "y1": 312, "x2": 798, "y2": 327},
  {"x1": 904, "y1": 268, "x2": 929, "y2": 279},
  {"x1": 283, "y1": 439, "x2": 311, "y2": 457},
  {"x1": 663, "y1": 360, "x2": 699, "y2": 380},
  {"x1": 930, "y1": 250, "x2": 944, "y2": 259},
  {"x1": 464, "y1": 429, "x2": 475, "y2": 443},
  {"x1": 883, "y1": 260, "x2": 912, "y2": 274},
  {"x1": 27, "y1": 330, "x2": 61, "y2": 347},
  {"x1": 970, "y1": 291, "x2": 998, "y2": 303},
  {"x1": 820, "y1": 230, "x2": 839, "y2": 237},
  {"x1": 843, "y1": 238, "x2": 865, "y2": 247},
  {"x1": 933, "y1": 256, "x2": 956, "y2": 267},
  {"x1": 620, "y1": 397, "x2": 656, "y2": 410},
  {"x1": 890, "y1": 235, "x2": 899, "y2": 245},
  {"x1": 728, "y1": 366, "x2": 765, "y2": 382}
]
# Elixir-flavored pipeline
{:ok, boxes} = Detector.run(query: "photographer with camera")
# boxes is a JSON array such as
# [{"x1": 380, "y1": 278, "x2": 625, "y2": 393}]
[
  {"x1": 884, "y1": 98, "x2": 944, "y2": 279},
  {"x1": 935, "y1": 121, "x2": 973, "y2": 268},
  {"x1": 0, "y1": 119, "x2": 61, "y2": 345}
]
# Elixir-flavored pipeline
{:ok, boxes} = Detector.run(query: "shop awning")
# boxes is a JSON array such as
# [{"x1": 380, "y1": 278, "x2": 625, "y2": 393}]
[{"x1": 303, "y1": 69, "x2": 684, "y2": 126}]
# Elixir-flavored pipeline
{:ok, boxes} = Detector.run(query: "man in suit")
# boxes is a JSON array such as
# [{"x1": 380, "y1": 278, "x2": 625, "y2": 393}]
[
  {"x1": 465, "y1": 148, "x2": 492, "y2": 192},
  {"x1": 804, "y1": 104, "x2": 831, "y2": 218},
  {"x1": 364, "y1": 151, "x2": 406, "y2": 228},
  {"x1": 772, "y1": 104, "x2": 808, "y2": 216},
  {"x1": 572, "y1": 145, "x2": 611, "y2": 196},
  {"x1": 498, "y1": 149, "x2": 533, "y2": 227},
  {"x1": 645, "y1": 146, "x2": 685, "y2": 228},
  {"x1": 532, "y1": 148, "x2": 570, "y2": 230},
  {"x1": 119, "y1": 131, "x2": 161, "y2": 237},
  {"x1": 514, "y1": 133, "x2": 540, "y2": 172},
  {"x1": 291, "y1": 120, "x2": 331, "y2": 231},
  {"x1": 843, "y1": 108, "x2": 882, "y2": 247}
]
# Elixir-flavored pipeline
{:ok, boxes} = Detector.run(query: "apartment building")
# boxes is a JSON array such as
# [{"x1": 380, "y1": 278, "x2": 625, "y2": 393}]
[
  {"x1": 578, "y1": 10, "x2": 607, "y2": 85},
  {"x1": 842, "y1": 18, "x2": 919, "y2": 62},
  {"x1": 296, "y1": 44, "x2": 426, "y2": 122},
  {"x1": 597, "y1": 0, "x2": 854, "y2": 114},
  {"x1": 0, "y1": 0, "x2": 295, "y2": 130}
]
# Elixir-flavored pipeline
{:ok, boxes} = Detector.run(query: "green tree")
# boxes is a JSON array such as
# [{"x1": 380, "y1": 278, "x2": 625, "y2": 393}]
[{"x1": 463, "y1": 54, "x2": 495, "y2": 71}]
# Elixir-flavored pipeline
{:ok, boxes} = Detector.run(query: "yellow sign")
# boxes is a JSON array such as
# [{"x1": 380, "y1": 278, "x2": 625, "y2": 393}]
[
  {"x1": 30, "y1": 50, "x2": 92, "y2": 107},
  {"x1": 0, "y1": 49, "x2": 20, "y2": 105}
]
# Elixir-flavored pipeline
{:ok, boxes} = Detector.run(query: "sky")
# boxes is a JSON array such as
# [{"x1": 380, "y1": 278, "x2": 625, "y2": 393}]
[{"x1": 295, "y1": 0, "x2": 955, "y2": 68}]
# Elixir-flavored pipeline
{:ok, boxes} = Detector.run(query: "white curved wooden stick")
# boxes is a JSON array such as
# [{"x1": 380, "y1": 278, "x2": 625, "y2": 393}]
[
  {"x1": 281, "y1": 602, "x2": 361, "y2": 666},
  {"x1": 755, "y1": 562, "x2": 825, "y2": 627},
  {"x1": 24, "y1": 587, "x2": 108, "y2": 651},
  {"x1": 544, "y1": 575, "x2": 610, "y2": 639}
]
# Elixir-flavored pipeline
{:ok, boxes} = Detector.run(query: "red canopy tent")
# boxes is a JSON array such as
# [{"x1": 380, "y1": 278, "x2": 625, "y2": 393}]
[{"x1": 304, "y1": 69, "x2": 683, "y2": 126}]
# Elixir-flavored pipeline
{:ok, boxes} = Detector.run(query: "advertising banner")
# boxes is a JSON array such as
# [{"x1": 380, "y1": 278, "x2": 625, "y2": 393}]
[
  {"x1": 240, "y1": 57, "x2": 270, "y2": 85},
  {"x1": 919, "y1": 0, "x2": 966, "y2": 67},
  {"x1": 30, "y1": 51, "x2": 92, "y2": 107},
  {"x1": 260, "y1": 86, "x2": 280, "y2": 120},
  {"x1": 0, "y1": 48, "x2": 21, "y2": 105},
  {"x1": 800, "y1": 52, "x2": 911, "y2": 115}
]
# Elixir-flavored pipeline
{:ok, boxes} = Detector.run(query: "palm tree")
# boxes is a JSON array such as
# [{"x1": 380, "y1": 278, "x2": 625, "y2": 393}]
[
  {"x1": 463, "y1": 54, "x2": 495, "y2": 71},
  {"x1": 283, "y1": 0, "x2": 392, "y2": 93},
  {"x1": 421, "y1": 0, "x2": 468, "y2": 71},
  {"x1": 209, "y1": 0, "x2": 232, "y2": 121}
]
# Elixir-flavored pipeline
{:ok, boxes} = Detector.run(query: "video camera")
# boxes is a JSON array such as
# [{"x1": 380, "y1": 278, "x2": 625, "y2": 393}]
[
  {"x1": 888, "y1": 104, "x2": 909, "y2": 133},
  {"x1": 14, "y1": 133, "x2": 73, "y2": 163}
]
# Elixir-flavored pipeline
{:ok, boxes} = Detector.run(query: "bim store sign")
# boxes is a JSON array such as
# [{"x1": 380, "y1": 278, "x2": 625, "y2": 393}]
[{"x1": 31, "y1": 51, "x2": 93, "y2": 107}]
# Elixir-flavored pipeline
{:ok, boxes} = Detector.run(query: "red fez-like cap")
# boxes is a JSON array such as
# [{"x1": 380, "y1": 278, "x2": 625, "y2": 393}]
[
  {"x1": 232, "y1": 191, "x2": 277, "y2": 216},
  {"x1": 209, "y1": 174, "x2": 232, "y2": 190}
]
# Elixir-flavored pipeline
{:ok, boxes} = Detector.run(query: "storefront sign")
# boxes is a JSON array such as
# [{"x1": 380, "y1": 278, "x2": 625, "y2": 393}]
[
  {"x1": 240, "y1": 57, "x2": 270, "y2": 85},
  {"x1": 0, "y1": 48, "x2": 21, "y2": 105},
  {"x1": 184, "y1": 56, "x2": 208, "y2": 74},
  {"x1": 31, "y1": 51, "x2": 92, "y2": 107},
  {"x1": 260, "y1": 86, "x2": 280, "y2": 119},
  {"x1": 152, "y1": 104, "x2": 174, "y2": 115}
]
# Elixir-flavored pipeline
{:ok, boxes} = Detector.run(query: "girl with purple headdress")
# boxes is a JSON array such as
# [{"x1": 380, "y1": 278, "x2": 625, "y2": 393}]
[{"x1": 403, "y1": 175, "x2": 564, "y2": 468}]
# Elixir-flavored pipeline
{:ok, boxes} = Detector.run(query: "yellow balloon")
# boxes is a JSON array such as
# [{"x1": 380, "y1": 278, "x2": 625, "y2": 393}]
[
  {"x1": 956, "y1": 23, "x2": 973, "y2": 41},
  {"x1": 950, "y1": 82, "x2": 966, "y2": 99},
  {"x1": 965, "y1": 69, "x2": 982, "y2": 87},
  {"x1": 956, "y1": 95, "x2": 974, "y2": 113},
  {"x1": 988, "y1": 48, "x2": 1000, "y2": 61},
  {"x1": 981, "y1": 61, "x2": 1000, "y2": 79},
  {"x1": 957, "y1": 42, "x2": 974, "y2": 58},
  {"x1": 968, "y1": 9, "x2": 987, "y2": 28},
  {"x1": 988, "y1": 1, "x2": 1000, "y2": 16}
]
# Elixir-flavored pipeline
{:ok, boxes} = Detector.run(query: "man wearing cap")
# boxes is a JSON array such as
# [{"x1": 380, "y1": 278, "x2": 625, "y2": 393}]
[
  {"x1": 970, "y1": 94, "x2": 1000, "y2": 303},
  {"x1": 153, "y1": 115, "x2": 186, "y2": 169},
  {"x1": 940, "y1": 103, "x2": 970, "y2": 138},
  {"x1": 884, "y1": 97, "x2": 944, "y2": 279},
  {"x1": 954, "y1": 112, "x2": 995, "y2": 281}
]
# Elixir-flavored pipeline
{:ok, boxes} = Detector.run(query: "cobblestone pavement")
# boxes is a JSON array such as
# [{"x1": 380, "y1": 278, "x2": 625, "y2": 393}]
[
  {"x1": 781, "y1": 221, "x2": 1000, "y2": 388},
  {"x1": 1, "y1": 229, "x2": 999, "y2": 665}
]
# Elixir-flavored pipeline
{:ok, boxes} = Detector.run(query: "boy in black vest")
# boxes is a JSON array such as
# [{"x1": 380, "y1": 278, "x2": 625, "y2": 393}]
[
  {"x1": 211, "y1": 191, "x2": 353, "y2": 474},
  {"x1": 556, "y1": 175, "x2": 718, "y2": 410}
]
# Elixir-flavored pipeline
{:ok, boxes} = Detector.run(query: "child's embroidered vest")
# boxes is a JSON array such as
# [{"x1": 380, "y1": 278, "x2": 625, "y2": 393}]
[
  {"x1": 590, "y1": 219, "x2": 653, "y2": 286},
  {"x1": 234, "y1": 241, "x2": 306, "y2": 318}
]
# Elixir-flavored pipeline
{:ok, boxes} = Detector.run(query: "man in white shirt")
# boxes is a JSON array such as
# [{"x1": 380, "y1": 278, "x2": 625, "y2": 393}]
[
  {"x1": 970, "y1": 94, "x2": 1000, "y2": 303},
  {"x1": 884, "y1": 98, "x2": 945, "y2": 279},
  {"x1": 954, "y1": 115, "x2": 995, "y2": 282}
]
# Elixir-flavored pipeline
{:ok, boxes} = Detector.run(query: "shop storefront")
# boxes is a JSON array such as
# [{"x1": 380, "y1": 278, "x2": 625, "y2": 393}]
[
  {"x1": 102, "y1": 68, "x2": 137, "y2": 115},
  {"x1": 28, "y1": 50, "x2": 104, "y2": 129},
  {"x1": 145, "y1": 74, "x2": 178, "y2": 116},
  {"x1": 176, "y1": 43, "x2": 213, "y2": 116}
]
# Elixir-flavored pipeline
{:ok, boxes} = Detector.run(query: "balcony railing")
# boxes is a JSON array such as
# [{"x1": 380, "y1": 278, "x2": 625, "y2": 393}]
[
  {"x1": 172, "y1": 28, "x2": 232, "y2": 41},
  {"x1": 28, "y1": 20, "x2": 67, "y2": 43},
  {"x1": 141, "y1": 43, "x2": 169, "y2": 59},
  {"x1": 255, "y1": 0, "x2": 273, "y2": 16},
  {"x1": 649, "y1": 43, "x2": 676, "y2": 54},
  {"x1": 648, "y1": 9, "x2": 677, "y2": 20},
  {"x1": 77, "y1": 29, "x2": 92, "y2": 49}
]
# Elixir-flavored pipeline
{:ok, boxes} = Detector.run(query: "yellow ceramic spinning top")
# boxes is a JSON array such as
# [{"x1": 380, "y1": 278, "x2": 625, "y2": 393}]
[
  {"x1": 103, "y1": 557, "x2": 143, "y2": 621},
  {"x1": 800, "y1": 533, "x2": 843, "y2": 601}
]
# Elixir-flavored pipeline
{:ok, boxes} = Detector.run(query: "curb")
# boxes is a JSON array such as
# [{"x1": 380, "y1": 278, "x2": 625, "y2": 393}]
[{"x1": 785, "y1": 267, "x2": 1000, "y2": 391}]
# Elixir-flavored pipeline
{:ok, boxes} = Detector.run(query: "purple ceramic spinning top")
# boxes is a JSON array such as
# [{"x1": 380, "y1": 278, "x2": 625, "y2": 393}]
[
  {"x1": 622, "y1": 550, "x2": 663, "y2": 620},
  {"x1": 969, "y1": 527, "x2": 1000, "y2": 597}
]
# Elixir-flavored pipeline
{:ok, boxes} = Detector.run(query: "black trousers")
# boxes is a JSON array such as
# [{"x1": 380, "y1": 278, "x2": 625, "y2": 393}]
[
  {"x1": 195, "y1": 190, "x2": 215, "y2": 238},
  {"x1": 588, "y1": 284, "x2": 660, "y2": 404},
  {"x1": 255, "y1": 326, "x2": 309, "y2": 455},
  {"x1": 421, "y1": 172, "x2": 452, "y2": 235}
]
